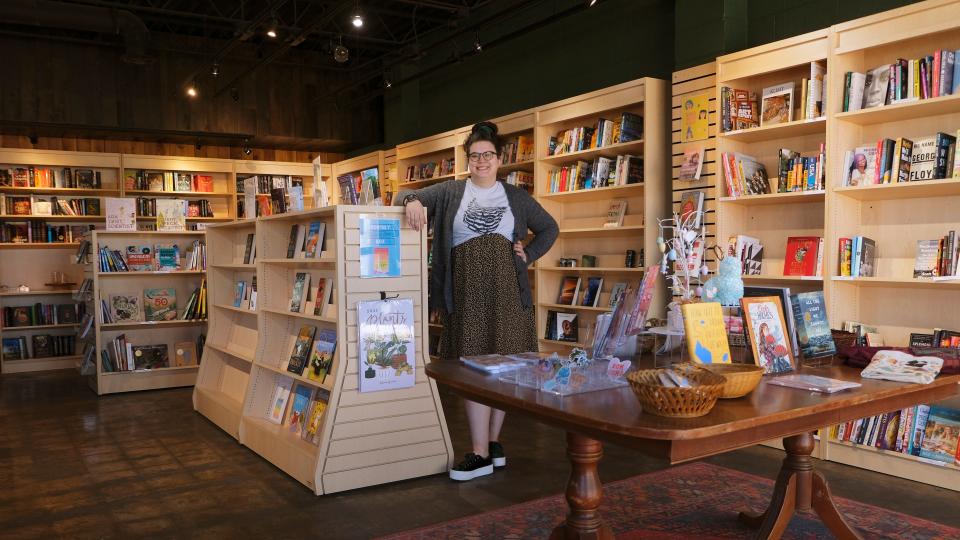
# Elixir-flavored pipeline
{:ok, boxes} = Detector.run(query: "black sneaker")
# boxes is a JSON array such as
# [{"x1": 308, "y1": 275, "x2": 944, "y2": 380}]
[
  {"x1": 489, "y1": 441, "x2": 506, "y2": 468},
  {"x1": 449, "y1": 453, "x2": 493, "y2": 481}
]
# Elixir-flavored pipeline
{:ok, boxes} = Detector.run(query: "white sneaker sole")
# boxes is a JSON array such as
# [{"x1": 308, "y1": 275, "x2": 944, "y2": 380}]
[
  {"x1": 449, "y1": 464, "x2": 493, "y2": 481},
  {"x1": 492, "y1": 457, "x2": 506, "y2": 468}
]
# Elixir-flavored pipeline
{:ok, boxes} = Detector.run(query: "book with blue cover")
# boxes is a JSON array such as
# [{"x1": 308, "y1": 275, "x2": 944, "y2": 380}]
[{"x1": 790, "y1": 291, "x2": 836, "y2": 359}]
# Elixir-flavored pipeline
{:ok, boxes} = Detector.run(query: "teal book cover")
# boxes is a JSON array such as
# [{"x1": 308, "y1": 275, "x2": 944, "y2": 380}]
[
  {"x1": 790, "y1": 291, "x2": 836, "y2": 358},
  {"x1": 359, "y1": 216, "x2": 401, "y2": 278}
]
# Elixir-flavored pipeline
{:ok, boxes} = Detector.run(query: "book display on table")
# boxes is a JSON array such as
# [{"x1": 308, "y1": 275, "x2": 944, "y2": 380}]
[
  {"x1": 85, "y1": 230, "x2": 207, "y2": 395},
  {"x1": 195, "y1": 205, "x2": 452, "y2": 495}
]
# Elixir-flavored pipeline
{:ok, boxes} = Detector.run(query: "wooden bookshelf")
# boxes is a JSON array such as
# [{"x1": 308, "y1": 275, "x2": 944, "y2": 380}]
[
  {"x1": 86, "y1": 229, "x2": 206, "y2": 395},
  {"x1": 0, "y1": 288, "x2": 82, "y2": 374},
  {"x1": 396, "y1": 131, "x2": 459, "y2": 190},
  {"x1": 329, "y1": 151, "x2": 388, "y2": 206},
  {"x1": 535, "y1": 78, "x2": 670, "y2": 353},
  {"x1": 194, "y1": 206, "x2": 453, "y2": 494}
]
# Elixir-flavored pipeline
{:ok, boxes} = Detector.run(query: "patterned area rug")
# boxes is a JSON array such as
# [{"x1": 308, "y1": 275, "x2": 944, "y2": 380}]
[{"x1": 380, "y1": 462, "x2": 958, "y2": 540}]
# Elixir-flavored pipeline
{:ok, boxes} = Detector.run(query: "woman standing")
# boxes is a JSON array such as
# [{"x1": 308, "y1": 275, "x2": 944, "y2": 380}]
[{"x1": 397, "y1": 121, "x2": 558, "y2": 481}]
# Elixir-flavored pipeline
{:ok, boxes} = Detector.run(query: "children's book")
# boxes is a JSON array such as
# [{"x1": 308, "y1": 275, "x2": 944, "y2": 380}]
[
  {"x1": 105, "y1": 197, "x2": 136, "y2": 231},
  {"x1": 302, "y1": 397, "x2": 328, "y2": 444},
  {"x1": 155, "y1": 244, "x2": 180, "y2": 271},
  {"x1": 143, "y1": 287, "x2": 177, "y2": 321},
  {"x1": 286, "y1": 384, "x2": 316, "y2": 437},
  {"x1": 918, "y1": 406, "x2": 960, "y2": 464},
  {"x1": 109, "y1": 292, "x2": 142, "y2": 322},
  {"x1": 125, "y1": 245, "x2": 154, "y2": 271},
  {"x1": 783, "y1": 236, "x2": 821, "y2": 276},
  {"x1": 760, "y1": 82, "x2": 794, "y2": 126},
  {"x1": 555, "y1": 313, "x2": 579, "y2": 342},
  {"x1": 681, "y1": 302, "x2": 731, "y2": 364},
  {"x1": 679, "y1": 190, "x2": 705, "y2": 229},
  {"x1": 233, "y1": 281, "x2": 246, "y2": 308},
  {"x1": 307, "y1": 329, "x2": 338, "y2": 383},
  {"x1": 155, "y1": 199, "x2": 186, "y2": 231},
  {"x1": 741, "y1": 296, "x2": 795, "y2": 374},
  {"x1": 174, "y1": 341, "x2": 198, "y2": 366},
  {"x1": 266, "y1": 378, "x2": 294, "y2": 425}
]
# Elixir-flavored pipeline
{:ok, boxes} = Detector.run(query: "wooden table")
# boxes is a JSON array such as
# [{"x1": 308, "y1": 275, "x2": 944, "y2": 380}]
[{"x1": 426, "y1": 362, "x2": 960, "y2": 540}]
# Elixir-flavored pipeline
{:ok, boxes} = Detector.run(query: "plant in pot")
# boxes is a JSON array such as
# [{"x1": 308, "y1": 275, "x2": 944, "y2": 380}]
[{"x1": 363, "y1": 335, "x2": 385, "y2": 379}]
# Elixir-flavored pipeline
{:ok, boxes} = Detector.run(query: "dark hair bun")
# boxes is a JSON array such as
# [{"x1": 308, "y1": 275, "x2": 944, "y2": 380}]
[{"x1": 472, "y1": 121, "x2": 498, "y2": 137}]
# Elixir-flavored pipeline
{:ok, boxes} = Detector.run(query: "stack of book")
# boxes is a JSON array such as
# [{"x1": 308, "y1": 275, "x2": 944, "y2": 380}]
[
  {"x1": 720, "y1": 153, "x2": 769, "y2": 197},
  {"x1": 548, "y1": 112, "x2": 642, "y2": 156},
  {"x1": 837, "y1": 236, "x2": 876, "y2": 278},
  {"x1": 720, "y1": 87, "x2": 759, "y2": 131},
  {"x1": 124, "y1": 170, "x2": 214, "y2": 192},
  {"x1": 914, "y1": 232, "x2": 959, "y2": 278},
  {"x1": 776, "y1": 145, "x2": 826, "y2": 192},
  {"x1": 0, "y1": 221, "x2": 89, "y2": 244},
  {"x1": 546, "y1": 154, "x2": 642, "y2": 193},
  {"x1": 500, "y1": 135, "x2": 534, "y2": 164},
  {"x1": 0, "y1": 167, "x2": 101, "y2": 189},
  {"x1": 840, "y1": 132, "x2": 957, "y2": 187},
  {"x1": 2, "y1": 303, "x2": 79, "y2": 326}
]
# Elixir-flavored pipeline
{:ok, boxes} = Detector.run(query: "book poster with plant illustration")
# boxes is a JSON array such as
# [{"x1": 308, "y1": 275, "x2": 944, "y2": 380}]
[{"x1": 357, "y1": 298, "x2": 415, "y2": 393}]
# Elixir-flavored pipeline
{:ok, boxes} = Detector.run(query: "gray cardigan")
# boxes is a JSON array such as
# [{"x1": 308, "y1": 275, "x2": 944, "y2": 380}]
[{"x1": 396, "y1": 180, "x2": 558, "y2": 313}]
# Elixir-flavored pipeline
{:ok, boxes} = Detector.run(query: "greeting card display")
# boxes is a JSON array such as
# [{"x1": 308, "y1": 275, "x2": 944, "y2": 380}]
[
  {"x1": 741, "y1": 296, "x2": 795, "y2": 374},
  {"x1": 359, "y1": 215, "x2": 401, "y2": 278},
  {"x1": 357, "y1": 298, "x2": 415, "y2": 393}
]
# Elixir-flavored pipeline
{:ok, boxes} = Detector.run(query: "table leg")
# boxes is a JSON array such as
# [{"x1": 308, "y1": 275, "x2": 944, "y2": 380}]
[
  {"x1": 738, "y1": 432, "x2": 863, "y2": 540},
  {"x1": 550, "y1": 432, "x2": 614, "y2": 540}
]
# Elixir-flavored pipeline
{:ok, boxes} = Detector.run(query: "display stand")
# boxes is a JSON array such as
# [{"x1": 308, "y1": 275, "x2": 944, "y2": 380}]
[{"x1": 194, "y1": 205, "x2": 453, "y2": 495}]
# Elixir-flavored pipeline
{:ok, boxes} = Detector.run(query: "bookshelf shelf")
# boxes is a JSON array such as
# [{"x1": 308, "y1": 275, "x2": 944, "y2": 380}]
[
  {"x1": 719, "y1": 190, "x2": 826, "y2": 205},
  {"x1": 400, "y1": 173, "x2": 458, "y2": 189},
  {"x1": 718, "y1": 117, "x2": 826, "y2": 143},
  {"x1": 540, "y1": 183, "x2": 645, "y2": 202},
  {"x1": 204, "y1": 341, "x2": 255, "y2": 363},
  {"x1": 498, "y1": 159, "x2": 536, "y2": 173},
  {"x1": 0, "y1": 214, "x2": 105, "y2": 221},
  {"x1": 2, "y1": 355, "x2": 85, "y2": 374},
  {"x1": 100, "y1": 364, "x2": 199, "y2": 376},
  {"x1": 540, "y1": 139, "x2": 645, "y2": 165},
  {"x1": 214, "y1": 304, "x2": 258, "y2": 316},
  {"x1": 100, "y1": 319, "x2": 207, "y2": 330},
  {"x1": 538, "y1": 266, "x2": 645, "y2": 274},
  {"x1": 833, "y1": 93, "x2": 960, "y2": 125},
  {"x1": 0, "y1": 289, "x2": 77, "y2": 297},
  {"x1": 833, "y1": 179, "x2": 960, "y2": 201},
  {"x1": 260, "y1": 307, "x2": 337, "y2": 324},
  {"x1": 210, "y1": 263, "x2": 256, "y2": 270},
  {"x1": 123, "y1": 189, "x2": 229, "y2": 197},
  {"x1": 539, "y1": 302, "x2": 611, "y2": 313},
  {"x1": 2, "y1": 323, "x2": 78, "y2": 331},
  {"x1": 558, "y1": 225, "x2": 644, "y2": 238},
  {"x1": 0, "y1": 186, "x2": 120, "y2": 196},
  {"x1": 97, "y1": 271, "x2": 206, "y2": 276},
  {"x1": 538, "y1": 338, "x2": 584, "y2": 348},
  {"x1": 258, "y1": 257, "x2": 336, "y2": 265},
  {"x1": 830, "y1": 276, "x2": 960, "y2": 289},
  {"x1": 0, "y1": 242, "x2": 80, "y2": 249},
  {"x1": 741, "y1": 274, "x2": 824, "y2": 283},
  {"x1": 826, "y1": 439, "x2": 960, "y2": 491},
  {"x1": 253, "y1": 360, "x2": 334, "y2": 392},
  {"x1": 94, "y1": 230, "x2": 207, "y2": 236}
]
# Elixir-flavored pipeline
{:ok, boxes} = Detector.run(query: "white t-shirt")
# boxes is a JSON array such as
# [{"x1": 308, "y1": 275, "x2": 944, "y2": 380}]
[{"x1": 452, "y1": 180, "x2": 515, "y2": 247}]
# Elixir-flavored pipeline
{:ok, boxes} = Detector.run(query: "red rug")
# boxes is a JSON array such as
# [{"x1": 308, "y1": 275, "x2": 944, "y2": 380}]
[{"x1": 379, "y1": 462, "x2": 958, "y2": 539}]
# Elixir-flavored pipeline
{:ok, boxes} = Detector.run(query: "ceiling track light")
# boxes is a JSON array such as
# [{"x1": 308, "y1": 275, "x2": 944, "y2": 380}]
[
  {"x1": 333, "y1": 36, "x2": 349, "y2": 63},
  {"x1": 186, "y1": 83, "x2": 198, "y2": 98},
  {"x1": 474, "y1": 32, "x2": 482, "y2": 52},
  {"x1": 384, "y1": 74, "x2": 392, "y2": 89},
  {"x1": 242, "y1": 139, "x2": 252, "y2": 156},
  {"x1": 352, "y1": 14, "x2": 364, "y2": 28},
  {"x1": 589, "y1": 0, "x2": 599, "y2": 6},
  {"x1": 266, "y1": 15, "x2": 278, "y2": 38},
  {"x1": 211, "y1": 63, "x2": 220, "y2": 77}
]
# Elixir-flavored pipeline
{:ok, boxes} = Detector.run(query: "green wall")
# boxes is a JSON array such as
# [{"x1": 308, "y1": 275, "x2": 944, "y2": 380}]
[{"x1": 377, "y1": 0, "x2": 923, "y2": 152}]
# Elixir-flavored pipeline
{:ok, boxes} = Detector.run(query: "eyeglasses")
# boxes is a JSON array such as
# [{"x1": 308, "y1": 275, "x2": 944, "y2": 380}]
[{"x1": 468, "y1": 151, "x2": 498, "y2": 163}]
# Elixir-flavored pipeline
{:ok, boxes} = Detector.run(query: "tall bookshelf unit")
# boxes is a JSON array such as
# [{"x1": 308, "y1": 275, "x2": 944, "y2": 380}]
[
  {"x1": 329, "y1": 150, "x2": 388, "y2": 205},
  {"x1": 87, "y1": 230, "x2": 207, "y2": 395},
  {"x1": 397, "y1": 130, "x2": 460, "y2": 189},
  {"x1": 0, "y1": 289, "x2": 82, "y2": 373},
  {"x1": 194, "y1": 206, "x2": 453, "y2": 494},
  {"x1": 234, "y1": 159, "x2": 318, "y2": 219},
  {"x1": 707, "y1": 0, "x2": 960, "y2": 490},
  {"x1": 534, "y1": 78, "x2": 671, "y2": 353},
  {"x1": 120, "y1": 154, "x2": 236, "y2": 226}
]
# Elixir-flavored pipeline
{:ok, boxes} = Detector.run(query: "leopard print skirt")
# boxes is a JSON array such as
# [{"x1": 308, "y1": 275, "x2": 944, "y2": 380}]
[{"x1": 439, "y1": 234, "x2": 538, "y2": 360}]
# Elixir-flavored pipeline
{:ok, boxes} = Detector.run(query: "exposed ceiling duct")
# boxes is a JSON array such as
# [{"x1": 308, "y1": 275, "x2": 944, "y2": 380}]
[{"x1": 0, "y1": 0, "x2": 151, "y2": 64}]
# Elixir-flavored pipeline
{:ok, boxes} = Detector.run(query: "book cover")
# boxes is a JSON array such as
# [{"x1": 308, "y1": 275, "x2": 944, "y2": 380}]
[
  {"x1": 307, "y1": 328, "x2": 337, "y2": 382},
  {"x1": 790, "y1": 291, "x2": 836, "y2": 359},
  {"x1": 233, "y1": 281, "x2": 246, "y2": 308},
  {"x1": 130, "y1": 344, "x2": 169, "y2": 370},
  {"x1": 678, "y1": 147, "x2": 704, "y2": 180},
  {"x1": 289, "y1": 272, "x2": 310, "y2": 313},
  {"x1": 286, "y1": 224, "x2": 302, "y2": 258},
  {"x1": 104, "y1": 197, "x2": 137, "y2": 231},
  {"x1": 847, "y1": 145, "x2": 877, "y2": 186},
  {"x1": 608, "y1": 282, "x2": 627, "y2": 308},
  {"x1": 783, "y1": 236, "x2": 821, "y2": 276},
  {"x1": 154, "y1": 244, "x2": 180, "y2": 271},
  {"x1": 859, "y1": 237, "x2": 877, "y2": 277},
  {"x1": 194, "y1": 175, "x2": 214, "y2": 192},
  {"x1": 146, "y1": 172, "x2": 164, "y2": 191},
  {"x1": 357, "y1": 298, "x2": 416, "y2": 393},
  {"x1": 174, "y1": 341, "x2": 198, "y2": 366},
  {"x1": 739, "y1": 156, "x2": 770, "y2": 195},
  {"x1": 679, "y1": 91, "x2": 710, "y2": 142},
  {"x1": 287, "y1": 325, "x2": 317, "y2": 375},
  {"x1": 2, "y1": 338, "x2": 23, "y2": 359},
  {"x1": 31, "y1": 335, "x2": 52, "y2": 358},
  {"x1": 155, "y1": 199, "x2": 186, "y2": 231},
  {"x1": 175, "y1": 173, "x2": 191, "y2": 192},
  {"x1": 679, "y1": 190, "x2": 705, "y2": 229},
  {"x1": 603, "y1": 200, "x2": 627, "y2": 228},
  {"x1": 580, "y1": 277, "x2": 603, "y2": 307},
  {"x1": 918, "y1": 406, "x2": 960, "y2": 464},
  {"x1": 681, "y1": 302, "x2": 732, "y2": 364},
  {"x1": 892, "y1": 138, "x2": 914, "y2": 183},
  {"x1": 909, "y1": 136, "x2": 937, "y2": 181},
  {"x1": 312, "y1": 278, "x2": 333, "y2": 316},
  {"x1": 266, "y1": 378, "x2": 294, "y2": 425},
  {"x1": 734, "y1": 235, "x2": 764, "y2": 275},
  {"x1": 243, "y1": 233, "x2": 256, "y2": 264},
  {"x1": 556, "y1": 276, "x2": 581, "y2": 305},
  {"x1": 286, "y1": 384, "x2": 316, "y2": 437},
  {"x1": 302, "y1": 398, "x2": 328, "y2": 444},
  {"x1": 555, "y1": 313, "x2": 579, "y2": 342},
  {"x1": 125, "y1": 245, "x2": 154, "y2": 271},
  {"x1": 863, "y1": 64, "x2": 891, "y2": 108},
  {"x1": 359, "y1": 216, "x2": 401, "y2": 277},
  {"x1": 741, "y1": 296, "x2": 795, "y2": 374},
  {"x1": 55, "y1": 304, "x2": 77, "y2": 324},
  {"x1": 143, "y1": 288, "x2": 177, "y2": 321},
  {"x1": 109, "y1": 293, "x2": 142, "y2": 322},
  {"x1": 760, "y1": 82, "x2": 793, "y2": 126},
  {"x1": 303, "y1": 221, "x2": 325, "y2": 258}
]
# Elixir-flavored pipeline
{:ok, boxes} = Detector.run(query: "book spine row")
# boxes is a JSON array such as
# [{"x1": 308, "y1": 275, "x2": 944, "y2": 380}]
[
  {"x1": 2, "y1": 303, "x2": 81, "y2": 327},
  {"x1": 1, "y1": 335, "x2": 76, "y2": 360},
  {"x1": 830, "y1": 404, "x2": 960, "y2": 464},
  {"x1": 0, "y1": 167, "x2": 100, "y2": 189},
  {"x1": 546, "y1": 154, "x2": 641, "y2": 193},
  {"x1": 0, "y1": 221, "x2": 90, "y2": 244}
]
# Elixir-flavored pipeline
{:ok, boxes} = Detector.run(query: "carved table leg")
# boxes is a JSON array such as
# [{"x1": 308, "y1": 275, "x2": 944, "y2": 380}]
[
  {"x1": 739, "y1": 432, "x2": 863, "y2": 540},
  {"x1": 550, "y1": 432, "x2": 614, "y2": 540}
]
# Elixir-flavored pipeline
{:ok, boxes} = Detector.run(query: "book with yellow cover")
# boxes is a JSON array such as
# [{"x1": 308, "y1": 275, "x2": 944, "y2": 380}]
[{"x1": 680, "y1": 302, "x2": 731, "y2": 364}]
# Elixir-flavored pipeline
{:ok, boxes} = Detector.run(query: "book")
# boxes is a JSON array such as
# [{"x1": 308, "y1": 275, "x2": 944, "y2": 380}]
[
  {"x1": 104, "y1": 197, "x2": 136, "y2": 231},
  {"x1": 846, "y1": 145, "x2": 877, "y2": 187},
  {"x1": 603, "y1": 199, "x2": 627, "y2": 228},
  {"x1": 730, "y1": 234, "x2": 763, "y2": 275},
  {"x1": 289, "y1": 272, "x2": 310, "y2": 313},
  {"x1": 845, "y1": 71, "x2": 866, "y2": 111},
  {"x1": 130, "y1": 344, "x2": 169, "y2": 370},
  {"x1": 460, "y1": 354, "x2": 529, "y2": 373},
  {"x1": 741, "y1": 295, "x2": 795, "y2": 374},
  {"x1": 909, "y1": 136, "x2": 937, "y2": 181},
  {"x1": 155, "y1": 199, "x2": 186, "y2": 231},
  {"x1": 863, "y1": 65, "x2": 891, "y2": 108},
  {"x1": 233, "y1": 281, "x2": 246, "y2": 308},
  {"x1": 783, "y1": 236, "x2": 821, "y2": 276},
  {"x1": 312, "y1": 278, "x2": 333, "y2": 317},
  {"x1": 286, "y1": 384, "x2": 316, "y2": 437},
  {"x1": 760, "y1": 82, "x2": 793, "y2": 126},
  {"x1": 56, "y1": 304, "x2": 78, "y2": 324},
  {"x1": 2, "y1": 338, "x2": 23, "y2": 359},
  {"x1": 556, "y1": 276, "x2": 581, "y2": 306},
  {"x1": 891, "y1": 137, "x2": 914, "y2": 183},
  {"x1": 302, "y1": 397, "x2": 328, "y2": 445},
  {"x1": 858, "y1": 237, "x2": 877, "y2": 277},
  {"x1": 302, "y1": 221, "x2": 325, "y2": 258},
  {"x1": 307, "y1": 328, "x2": 337, "y2": 382},
  {"x1": 918, "y1": 406, "x2": 960, "y2": 464},
  {"x1": 143, "y1": 288, "x2": 177, "y2": 321},
  {"x1": 679, "y1": 190, "x2": 705, "y2": 229},
  {"x1": 678, "y1": 147, "x2": 704, "y2": 180},
  {"x1": 109, "y1": 292, "x2": 142, "y2": 322},
  {"x1": 242, "y1": 234, "x2": 256, "y2": 264},
  {"x1": 125, "y1": 245, "x2": 154, "y2": 271},
  {"x1": 286, "y1": 224, "x2": 303, "y2": 258},
  {"x1": 154, "y1": 244, "x2": 180, "y2": 271},
  {"x1": 608, "y1": 282, "x2": 627, "y2": 308},
  {"x1": 767, "y1": 374, "x2": 861, "y2": 394},
  {"x1": 266, "y1": 379, "x2": 294, "y2": 424},
  {"x1": 580, "y1": 277, "x2": 603, "y2": 307},
  {"x1": 556, "y1": 313, "x2": 579, "y2": 342},
  {"x1": 174, "y1": 341, "x2": 198, "y2": 366},
  {"x1": 790, "y1": 291, "x2": 836, "y2": 359},
  {"x1": 287, "y1": 325, "x2": 317, "y2": 375},
  {"x1": 681, "y1": 302, "x2": 732, "y2": 364}
]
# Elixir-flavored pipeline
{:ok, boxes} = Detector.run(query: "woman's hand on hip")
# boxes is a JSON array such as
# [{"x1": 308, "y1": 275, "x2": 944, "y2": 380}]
[
  {"x1": 405, "y1": 200, "x2": 427, "y2": 231},
  {"x1": 514, "y1": 241, "x2": 527, "y2": 263}
]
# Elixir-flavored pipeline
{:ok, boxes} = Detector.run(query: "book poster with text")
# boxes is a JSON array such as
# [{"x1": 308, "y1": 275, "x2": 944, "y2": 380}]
[
  {"x1": 357, "y1": 298, "x2": 416, "y2": 393},
  {"x1": 105, "y1": 197, "x2": 137, "y2": 231},
  {"x1": 359, "y1": 215, "x2": 401, "y2": 278},
  {"x1": 680, "y1": 91, "x2": 710, "y2": 142}
]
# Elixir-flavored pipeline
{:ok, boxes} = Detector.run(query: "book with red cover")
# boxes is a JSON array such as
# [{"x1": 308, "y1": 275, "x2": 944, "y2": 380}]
[
  {"x1": 193, "y1": 174, "x2": 214, "y2": 192},
  {"x1": 783, "y1": 236, "x2": 821, "y2": 276}
]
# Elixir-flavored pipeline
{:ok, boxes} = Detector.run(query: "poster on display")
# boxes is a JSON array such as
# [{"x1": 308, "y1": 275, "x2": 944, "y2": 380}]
[
  {"x1": 359, "y1": 215, "x2": 401, "y2": 278},
  {"x1": 679, "y1": 90, "x2": 710, "y2": 142},
  {"x1": 357, "y1": 298, "x2": 416, "y2": 393}
]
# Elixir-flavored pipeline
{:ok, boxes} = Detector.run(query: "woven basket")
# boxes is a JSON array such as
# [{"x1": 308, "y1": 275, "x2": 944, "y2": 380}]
[
  {"x1": 702, "y1": 363, "x2": 764, "y2": 398},
  {"x1": 626, "y1": 364, "x2": 726, "y2": 418},
  {"x1": 832, "y1": 329, "x2": 858, "y2": 351}
]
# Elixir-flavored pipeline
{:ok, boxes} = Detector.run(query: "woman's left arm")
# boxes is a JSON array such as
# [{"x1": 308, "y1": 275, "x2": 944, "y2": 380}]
[{"x1": 519, "y1": 195, "x2": 559, "y2": 264}]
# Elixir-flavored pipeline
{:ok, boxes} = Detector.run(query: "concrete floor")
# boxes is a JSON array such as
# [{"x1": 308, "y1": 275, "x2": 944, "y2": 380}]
[{"x1": 0, "y1": 369, "x2": 956, "y2": 539}]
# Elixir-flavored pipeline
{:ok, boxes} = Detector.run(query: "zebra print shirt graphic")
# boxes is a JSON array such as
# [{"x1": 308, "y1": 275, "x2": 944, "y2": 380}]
[{"x1": 462, "y1": 198, "x2": 507, "y2": 235}]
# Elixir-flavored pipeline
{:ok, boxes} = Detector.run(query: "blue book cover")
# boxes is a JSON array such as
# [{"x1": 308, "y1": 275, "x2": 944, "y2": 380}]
[
  {"x1": 359, "y1": 216, "x2": 401, "y2": 278},
  {"x1": 790, "y1": 291, "x2": 836, "y2": 358},
  {"x1": 918, "y1": 406, "x2": 960, "y2": 464}
]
